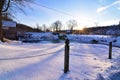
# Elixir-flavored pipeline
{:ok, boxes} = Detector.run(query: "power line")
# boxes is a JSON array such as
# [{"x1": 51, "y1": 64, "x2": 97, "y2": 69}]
[
  {"x1": 32, "y1": 2, "x2": 77, "y2": 19},
  {"x1": 32, "y1": 2, "x2": 107, "y2": 26},
  {"x1": 31, "y1": 2, "x2": 96, "y2": 27}
]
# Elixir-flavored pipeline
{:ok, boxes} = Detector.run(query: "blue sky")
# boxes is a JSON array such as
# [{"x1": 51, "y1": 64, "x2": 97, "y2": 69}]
[{"x1": 15, "y1": 0, "x2": 120, "y2": 29}]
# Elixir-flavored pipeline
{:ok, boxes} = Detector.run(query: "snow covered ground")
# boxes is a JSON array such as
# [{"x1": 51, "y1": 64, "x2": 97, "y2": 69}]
[
  {"x1": 67, "y1": 34, "x2": 120, "y2": 47},
  {"x1": 0, "y1": 41, "x2": 120, "y2": 80}
]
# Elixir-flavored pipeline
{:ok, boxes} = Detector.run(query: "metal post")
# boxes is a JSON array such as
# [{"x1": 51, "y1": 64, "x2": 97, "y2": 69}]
[
  {"x1": 108, "y1": 42, "x2": 112, "y2": 59},
  {"x1": 64, "y1": 38, "x2": 70, "y2": 73}
]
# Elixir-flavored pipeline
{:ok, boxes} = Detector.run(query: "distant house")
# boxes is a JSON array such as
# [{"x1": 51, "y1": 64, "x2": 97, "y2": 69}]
[{"x1": 2, "y1": 20, "x2": 17, "y2": 40}]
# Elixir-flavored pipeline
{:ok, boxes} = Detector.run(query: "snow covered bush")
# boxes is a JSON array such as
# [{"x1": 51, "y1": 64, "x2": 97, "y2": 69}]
[{"x1": 91, "y1": 39, "x2": 98, "y2": 43}]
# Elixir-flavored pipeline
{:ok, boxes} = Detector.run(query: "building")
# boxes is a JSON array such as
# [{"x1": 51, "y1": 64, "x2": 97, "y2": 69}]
[{"x1": 2, "y1": 20, "x2": 17, "y2": 40}]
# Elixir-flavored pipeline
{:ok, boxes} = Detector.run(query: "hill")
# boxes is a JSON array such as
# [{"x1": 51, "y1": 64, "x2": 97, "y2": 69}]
[
  {"x1": 16, "y1": 23, "x2": 34, "y2": 34},
  {"x1": 78, "y1": 24, "x2": 120, "y2": 36}
]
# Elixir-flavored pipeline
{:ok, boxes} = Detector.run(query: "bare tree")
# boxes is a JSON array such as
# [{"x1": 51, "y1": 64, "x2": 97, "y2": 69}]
[
  {"x1": 2, "y1": 13, "x2": 13, "y2": 21},
  {"x1": 51, "y1": 20, "x2": 62, "y2": 32},
  {"x1": 67, "y1": 20, "x2": 77, "y2": 33},
  {"x1": 0, "y1": 0, "x2": 33, "y2": 41},
  {"x1": 42, "y1": 24, "x2": 47, "y2": 32},
  {"x1": 36, "y1": 24, "x2": 42, "y2": 31},
  {"x1": 49, "y1": 26, "x2": 53, "y2": 32}
]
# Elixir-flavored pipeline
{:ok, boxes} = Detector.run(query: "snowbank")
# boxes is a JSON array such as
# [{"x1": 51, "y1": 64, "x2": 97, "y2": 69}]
[
  {"x1": 0, "y1": 41, "x2": 3, "y2": 44},
  {"x1": 67, "y1": 34, "x2": 120, "y2": 47}
]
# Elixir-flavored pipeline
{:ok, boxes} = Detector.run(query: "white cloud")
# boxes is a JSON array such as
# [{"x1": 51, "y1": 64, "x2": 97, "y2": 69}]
[
  {"x1": 97, "y1": 0, "x2": 120, "y2": 13},
  {"x1": 96, "y1": 6, "x2": 109, "y2": 13},
  {"x1": 113, "y1": 0, "x2": 120, "y2": 5}
]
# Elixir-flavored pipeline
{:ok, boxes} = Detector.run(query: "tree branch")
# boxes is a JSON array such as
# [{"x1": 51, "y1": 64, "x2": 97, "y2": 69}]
[{"x1": 2, "y1": 0, "x2": 11, "y2": 12}]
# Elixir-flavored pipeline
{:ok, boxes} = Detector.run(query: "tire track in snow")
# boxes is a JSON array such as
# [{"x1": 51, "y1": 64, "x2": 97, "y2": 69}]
[
  {"x1": 0, "y1": 44, "x2": 64, "y2": 80},
  {"x1": 0, "y1": 44, "x2": 64, "y2": 60}
]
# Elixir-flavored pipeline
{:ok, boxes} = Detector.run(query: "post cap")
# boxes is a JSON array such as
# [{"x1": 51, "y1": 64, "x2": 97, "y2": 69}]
[{"x1": 65, "y1": 38, "x2": 69, "y2": 44}]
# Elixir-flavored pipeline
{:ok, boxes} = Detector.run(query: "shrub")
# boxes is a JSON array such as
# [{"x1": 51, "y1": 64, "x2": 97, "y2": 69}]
[{"x1": 91, "y1": 39, "x2": 98, "y2": 43}]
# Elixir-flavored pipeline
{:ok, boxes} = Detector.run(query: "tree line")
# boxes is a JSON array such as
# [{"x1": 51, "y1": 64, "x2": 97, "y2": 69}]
[{"x1": 34, "y1": 20, "x2": 78, "y2": 32}]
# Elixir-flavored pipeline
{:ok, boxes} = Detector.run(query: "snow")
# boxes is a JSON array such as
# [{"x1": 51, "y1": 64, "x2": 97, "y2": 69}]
[
  {"x1": 25, "y1": 32, "x2": 53, "y2": 38},
  {"x1": 19, "y1": 32, "x2": 120, "y2": 47},
  {"x1": 0, "y1": 34, "x2": 120, "y2": 80},
  {"x1": 67, "y1": 34, "x2": 120, "y2": 47},
  {"x1": 2, "y1": 20, "x2": 16, "y2": 28},
  {"x1": 19, "y1": 32, "x2": 59, "y2": 42}
]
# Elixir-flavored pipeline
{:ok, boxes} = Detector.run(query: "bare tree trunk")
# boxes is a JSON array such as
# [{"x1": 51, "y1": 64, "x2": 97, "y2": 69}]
[{"x1": 0, "y1": 0, "x2": 3, "y2": 41}]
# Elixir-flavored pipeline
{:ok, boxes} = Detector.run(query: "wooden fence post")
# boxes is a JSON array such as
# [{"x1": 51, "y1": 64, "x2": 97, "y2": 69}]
[
  {"x1": 108, "y1": 42, "x2": 112, "y2": 59},
  {"x1": 64, "y1": 38, "x2": 70, "y2": 73}
]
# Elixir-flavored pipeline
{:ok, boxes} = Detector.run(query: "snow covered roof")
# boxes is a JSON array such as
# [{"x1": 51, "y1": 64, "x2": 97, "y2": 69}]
[{"x1": 2, "y1": 20, "x2": 16, "y2": 27}]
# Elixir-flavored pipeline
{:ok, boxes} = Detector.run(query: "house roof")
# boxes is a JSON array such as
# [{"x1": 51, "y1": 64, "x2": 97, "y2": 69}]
[{"x1": 2, "y1": 20, "x2": 16, "y2": 27}]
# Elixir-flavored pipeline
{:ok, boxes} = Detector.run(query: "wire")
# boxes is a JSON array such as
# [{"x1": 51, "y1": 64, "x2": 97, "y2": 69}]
[
  {"x1": 31, "y1": 2, "x2": 77, "y2": 19},
  {"x1": 31, "y1": 2, "x2": 101, "y2": 27}
]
